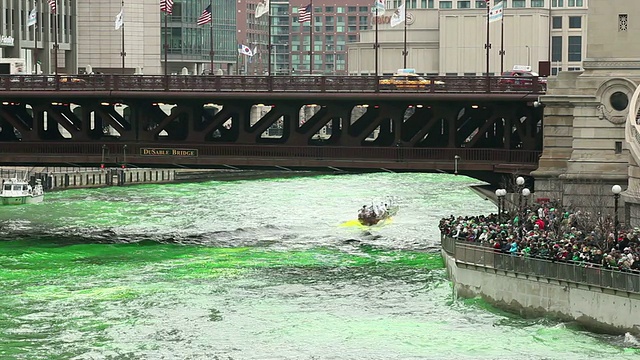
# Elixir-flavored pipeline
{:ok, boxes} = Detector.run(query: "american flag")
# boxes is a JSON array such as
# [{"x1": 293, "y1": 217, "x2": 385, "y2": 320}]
[
  {"x1": 160, "y1": 0, "x2": 174, "y2": 14},
  {"x1": 298, "y1": 4, "x2": 311, "y2": 23},
  {"x1": 197, "y1": 5, "x2": 212, "y2": 26},
  {"x1": 48, "y1": 0, "x2": 56, "y2": 14}
]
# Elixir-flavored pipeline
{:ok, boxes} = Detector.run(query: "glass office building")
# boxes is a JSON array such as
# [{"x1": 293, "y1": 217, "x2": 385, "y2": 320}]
[{"x1": 165, "y1": 0, "x2": 237, "y2": 74}]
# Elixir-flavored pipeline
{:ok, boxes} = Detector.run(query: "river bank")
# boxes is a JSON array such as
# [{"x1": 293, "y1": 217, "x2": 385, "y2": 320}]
[{"x1": 0, "y1": 166, "x2": 333, "y2": 191}]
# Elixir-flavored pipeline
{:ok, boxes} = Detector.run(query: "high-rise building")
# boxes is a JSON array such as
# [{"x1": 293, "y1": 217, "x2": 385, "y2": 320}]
[
  {"x1": 0, "y1": 0, "x2": 76, "y2": 74},
  {"x1": 76, "y1": 0, "x2": 237, "y2": 75},
  {"x1": 348, "y1": 0, "x2": 588, "y2": 75}
]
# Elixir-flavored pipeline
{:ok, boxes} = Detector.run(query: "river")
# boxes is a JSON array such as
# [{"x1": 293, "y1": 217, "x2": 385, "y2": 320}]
[{"x1": 0, "y1": 172, "x2": 638, "y2": 359}]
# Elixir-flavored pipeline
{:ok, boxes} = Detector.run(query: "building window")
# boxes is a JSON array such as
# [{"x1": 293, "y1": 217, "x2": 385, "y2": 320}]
[
  {"x1": 552, "y1": 16, "x2": 562, "y2": 29},
  {"x1": 512, "y1": 0, "x2": 526, "y2": 7},
  {"x1": 619, "y1": 14, "x2": 628, "y2": 31},
  {"x1": 325, "y1": 6, "x2": 334, "y2": 12},
  {"x1": 439, "y1": 1, "x2": 452, "y2": 8},
  {"x1": 568, "y1": 0, "x2": 583, "y2": 6},
  {"x1": 358, "y1": 6, "x2": 368, "y2": 12},
  {"x1": 531, "y1": 0, "x2": 545, "y2": 7},
  {"x1": 567, "y1": 67, "x2": 581, "y2": 71},
  {"x1": 552, "y1": 0, "x2": 564, "y2": 7},
  {"x1": 568, "y1": 36, "x2": 582, "y2": 61},
  {"x1": 551, "y1": 36, "x2": 562, "y2": 62},
  {"x1": 348, "y1": 6, "x2": 357, "y2": 12},
  {"x1": 475, "y1": 0, "x2": 487, "y2": 7},
  {"x1": 569, "y1": 16, "x2": 581, "y2": 28},
  {"x1": 551, "y1": 67, "x2": 560, "y2": 75},
  {"x1": 457, "y1": 1, "x2": 471, "y2": 8},
  {"x1": 615, "y1": 141, "x2": 623, "y2": 154},
  {"x1": 610, "y1": 92, "x2": 629, "y2": 111},
  {"x1": 428, "y1": 0, "x2": 435, "y2": 8}
]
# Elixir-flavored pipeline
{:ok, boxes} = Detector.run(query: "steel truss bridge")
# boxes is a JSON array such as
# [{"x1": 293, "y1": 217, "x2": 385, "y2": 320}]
[{"x1": 0, "y1": 75, "x2": 544, "y2": 184}]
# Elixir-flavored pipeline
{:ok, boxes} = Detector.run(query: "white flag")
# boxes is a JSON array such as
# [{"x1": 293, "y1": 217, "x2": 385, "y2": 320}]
[
  {"x1": 27, "y1": 8, "x2": 37, "y2": 27},
  {"x1": 115, "y1": 8, "x2": 124, "y2": 30},
  {"x1": 372, "y1": 0, "x2": 385, "y2": 17},
  {"x1": 390, "y1": 4, "x2": 405, "y2": 27},
  {"x1": 238, "y1": 44, "x2": 254, "y2": 57},
  {"x1": 255, "y1": 0, "x2": 269, "y2": 18},
  {"x1": 489, "y1": 1, "x2": 504, "y2": 23}
]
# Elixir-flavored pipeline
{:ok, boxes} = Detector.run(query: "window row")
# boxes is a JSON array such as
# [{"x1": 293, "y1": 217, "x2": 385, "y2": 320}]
[
  {"x1": 551, "y1": 35, "x2": 582, "y2": 62},
  {"x1": 552, "y1": 16, "x2": 582, "y2": 29}
]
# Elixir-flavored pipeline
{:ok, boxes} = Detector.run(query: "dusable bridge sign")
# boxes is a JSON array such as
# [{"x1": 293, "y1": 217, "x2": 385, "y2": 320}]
[{"x1": 140, "y1": 148, "x2": 198, "y2": 157}]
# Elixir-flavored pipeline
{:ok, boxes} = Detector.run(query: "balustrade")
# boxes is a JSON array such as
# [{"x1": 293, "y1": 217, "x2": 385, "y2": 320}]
[
  {"x1": 0, "y1": 75, "x2": 546, "y2": 94},
  {"x1": 441, "y1": 236, "x2": 640, "y2": 294}
]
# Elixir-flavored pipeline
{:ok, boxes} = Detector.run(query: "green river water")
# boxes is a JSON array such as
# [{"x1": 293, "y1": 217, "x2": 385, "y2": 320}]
[{"x1": 0, "y1": 173, "x2": 638, "y2": 360}]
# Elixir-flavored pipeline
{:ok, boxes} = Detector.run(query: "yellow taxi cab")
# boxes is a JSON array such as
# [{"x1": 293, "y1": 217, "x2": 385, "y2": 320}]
[
  {"x1": 378, "y1": 69, "x2": 444, "y2": 89},
  {"x1": 59, "y1": 76, "x2": 85, "y2": 83}
]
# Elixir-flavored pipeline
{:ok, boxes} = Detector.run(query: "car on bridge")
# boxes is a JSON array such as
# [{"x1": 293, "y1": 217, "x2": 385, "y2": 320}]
[
  {"x1": 378, "y1": 69, "x2": 445, "y2": 90},
  {"x1": 498, "y1": 67, "x2": 547, "y2": 91}
]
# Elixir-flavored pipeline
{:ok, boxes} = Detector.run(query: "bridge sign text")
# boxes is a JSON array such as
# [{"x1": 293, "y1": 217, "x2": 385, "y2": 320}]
[{"x1": 140, "y1": 148, "x2": 198, "y2": 157}]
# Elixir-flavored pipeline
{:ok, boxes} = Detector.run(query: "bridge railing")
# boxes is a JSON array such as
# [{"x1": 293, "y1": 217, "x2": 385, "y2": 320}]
[
  {"x1": 0, "y1": 75, "x2": 546, "y2": 94},
  {"x1": 0, "y1": 142, "x2": 541, "y2": 165},
  {"x1": 441, "y1": 236, "x2": 640, "y2": 294}
]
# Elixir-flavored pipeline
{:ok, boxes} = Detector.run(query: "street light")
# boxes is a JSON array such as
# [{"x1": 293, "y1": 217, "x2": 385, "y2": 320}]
[
  {"x1": 516, "y1": 176, "x2": 525, "y2": 210},
  {"x1": 522, "y1": 188, "x2": 531, "y2": 208},
  {"x1": 612, "y1": 184, "x2": 622, "y2": 242},
  {"x1": 495, "y1": 188, "x2": 507, "y2": 223},
  {"x1": 454, "y1": 155, "x2": 461, "y2": 175},
  {"x1": 521, "y1": 187, "x2": 531, "y2": 238}
]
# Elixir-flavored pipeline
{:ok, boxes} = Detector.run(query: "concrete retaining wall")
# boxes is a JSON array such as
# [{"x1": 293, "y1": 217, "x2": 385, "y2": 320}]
[
  {"x1": 442, "y1": 250, "x2": 640, "y2": 335},
  {"x1": 45, "y1": 168, "x2": 176, "y2": 190}
]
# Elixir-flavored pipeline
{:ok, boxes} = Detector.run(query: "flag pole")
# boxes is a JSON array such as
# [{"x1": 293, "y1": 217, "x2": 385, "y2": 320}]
[
  {"x1": 485, "y1": 2, "x2": 490, "y2": 77},
  {"x1": 120, "y1": 0, "x2": 126, "y2": 73},
  {"x1": 163, "y1": 11, "x2": 168, "y2": 76},
  {"x1": 267, "y1": 0, "x2": 272, "y2": 76},
  {"x1": 499, "y1": 14, "x2": 504, "y2": 74},
  {"x1": 33, "y1": 1, "x2": 38, "y2": 74},
  {"x1": 309, "y1": 0, "x2": 313, "y2": 74},
  {"x1": 53, "y1": 0, "x2": 58, "y2": 75},
  {"x1": 402, "y1": 3, "x2": 407, "y2": 69},
  {"x1": 209, "y1": 1, "x2": 214, "y2": 74},
  {"x1": 374, "y1": 6, "x2": 379, "y2": 77}
]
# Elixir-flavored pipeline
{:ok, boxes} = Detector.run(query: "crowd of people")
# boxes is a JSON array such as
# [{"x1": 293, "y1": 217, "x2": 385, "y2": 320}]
[{"x1": 439, "y1": 199, "x2": 640, "y2": 272}]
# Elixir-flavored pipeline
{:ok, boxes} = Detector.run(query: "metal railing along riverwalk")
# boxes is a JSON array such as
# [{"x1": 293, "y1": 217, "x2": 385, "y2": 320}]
[{"x1": 441, "y1": 236, "x2": 640, "y2": 294}]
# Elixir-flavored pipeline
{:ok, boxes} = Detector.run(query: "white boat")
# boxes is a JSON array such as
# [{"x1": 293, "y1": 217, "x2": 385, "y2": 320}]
[{"x1": 1, "y1": 178, "x2": 44, "y2": 205}]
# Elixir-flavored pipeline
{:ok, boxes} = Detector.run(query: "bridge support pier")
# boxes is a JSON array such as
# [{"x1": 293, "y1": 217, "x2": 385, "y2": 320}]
[{"x1": 532, "y1": 70, "x2": 639, "y2": 226}]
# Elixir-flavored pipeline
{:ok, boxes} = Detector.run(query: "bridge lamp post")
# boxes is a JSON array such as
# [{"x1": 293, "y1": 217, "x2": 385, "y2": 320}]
[
  {"x1": 101, "y1": 145, "x2": 107, "y2": 170},
  {"x1": 612, "y1": 184, "x2": 622, "y2": 242},
  {"x1": 122, "y1": 144, "x2": 127, "y2": 169},
  {"x1": 521, "y1": 187, "x2": 531, "y2": 238},
  {"x1": 454, "y1": 155, "x2": 461, "y2": 175}
]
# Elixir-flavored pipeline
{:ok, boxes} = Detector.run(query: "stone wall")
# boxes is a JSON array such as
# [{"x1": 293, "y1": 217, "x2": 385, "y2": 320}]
[{"x1": 442, "y1": 249, "x2": 640, "y2": 335}]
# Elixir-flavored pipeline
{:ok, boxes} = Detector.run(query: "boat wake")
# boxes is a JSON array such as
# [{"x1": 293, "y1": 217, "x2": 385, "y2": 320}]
[{"x1": 340, "y1": 218, "x2": 394, "y2": 229}]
